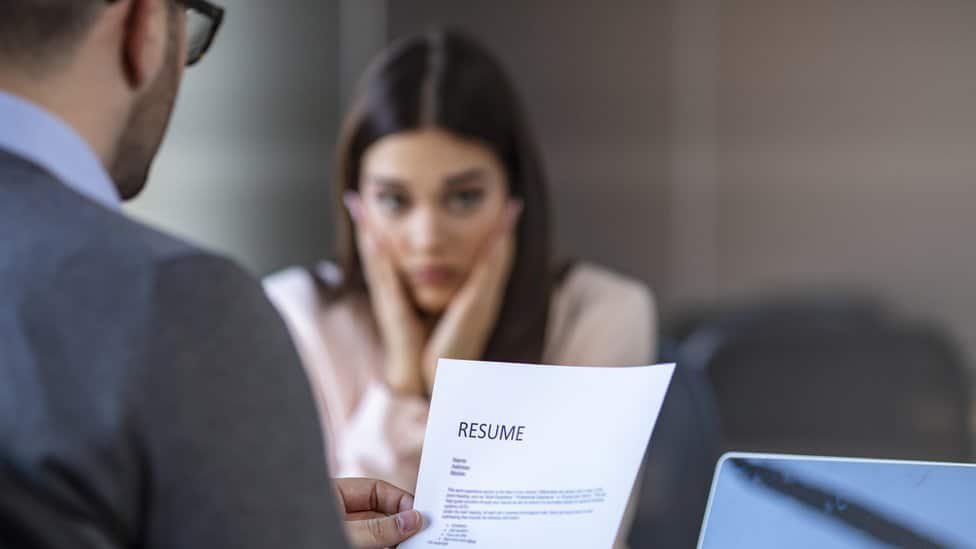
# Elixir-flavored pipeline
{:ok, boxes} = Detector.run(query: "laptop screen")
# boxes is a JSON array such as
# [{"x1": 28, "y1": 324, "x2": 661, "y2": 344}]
[{"x1": 697, "y1": 453, "x2": 976, "y2": 548}]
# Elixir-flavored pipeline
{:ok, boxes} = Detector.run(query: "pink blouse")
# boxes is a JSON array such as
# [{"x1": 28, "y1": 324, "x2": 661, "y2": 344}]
[{"x1": 264, "y1": 262, "x2": 656, "y2": 540}]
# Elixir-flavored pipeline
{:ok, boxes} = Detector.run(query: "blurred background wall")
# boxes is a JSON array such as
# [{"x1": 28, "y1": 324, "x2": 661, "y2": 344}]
[
  {"x1": 127, "y1": 0, "x2": 341, "y2": 274},
  {"x1": 127, "y1": 0, "x2": 976, "y2": 376}
]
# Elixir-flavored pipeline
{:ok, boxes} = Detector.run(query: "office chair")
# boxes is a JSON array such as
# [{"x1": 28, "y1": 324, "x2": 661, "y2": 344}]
[{"x1": 679, "y1": 298, "x2": 972, "y2": 462}]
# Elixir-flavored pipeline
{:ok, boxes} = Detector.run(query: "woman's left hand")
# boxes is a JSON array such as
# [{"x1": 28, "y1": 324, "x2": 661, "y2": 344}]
[{"x1": 421, "y1": 200, "x2": 522, "y2": 393}]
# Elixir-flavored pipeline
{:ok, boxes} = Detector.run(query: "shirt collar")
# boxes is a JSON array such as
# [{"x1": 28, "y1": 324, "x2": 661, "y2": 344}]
[{"x1": 0, "y1": 90, "x2": 120, "y2": 209}]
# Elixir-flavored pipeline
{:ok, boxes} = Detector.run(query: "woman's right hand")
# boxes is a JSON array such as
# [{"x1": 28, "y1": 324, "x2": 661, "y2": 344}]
[
  {"x1": 420, "y1": 201, "x2": 521, "y2": 392},
  {"x1": 345, "y1": 192, "x2": 427, "y2": 397}
]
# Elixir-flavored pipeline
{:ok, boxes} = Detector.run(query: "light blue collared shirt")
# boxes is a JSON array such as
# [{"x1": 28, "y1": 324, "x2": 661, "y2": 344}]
[{"x1": 0, "y1": 90, "x2": 120, "y2": 209}]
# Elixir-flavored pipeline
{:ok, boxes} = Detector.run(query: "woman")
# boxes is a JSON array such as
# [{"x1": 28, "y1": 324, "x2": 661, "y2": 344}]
[{"x1": 264, "y1": 28, "x2": 655, "y2": 523}]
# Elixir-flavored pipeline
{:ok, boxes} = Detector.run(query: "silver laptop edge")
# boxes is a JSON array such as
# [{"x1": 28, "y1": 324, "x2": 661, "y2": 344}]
[{"x1": 696, "y1": 451, "x2": 976, "y2": 549}]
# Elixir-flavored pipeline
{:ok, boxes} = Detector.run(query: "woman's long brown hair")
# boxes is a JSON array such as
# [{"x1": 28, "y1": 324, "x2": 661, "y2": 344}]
[{"x1": 328, "y1": 29, "x2": 555, "y2": 364}]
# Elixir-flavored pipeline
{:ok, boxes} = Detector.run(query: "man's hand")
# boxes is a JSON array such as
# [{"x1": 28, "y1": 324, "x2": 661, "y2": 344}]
[{"x1": 335, "y1": 478, "x2": 424, "y2": 548}]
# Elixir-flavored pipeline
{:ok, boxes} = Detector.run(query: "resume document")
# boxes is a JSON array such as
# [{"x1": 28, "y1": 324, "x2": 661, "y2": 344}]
[{"x1": 401, "y1": 359, "x2": 676, "y2": 548}]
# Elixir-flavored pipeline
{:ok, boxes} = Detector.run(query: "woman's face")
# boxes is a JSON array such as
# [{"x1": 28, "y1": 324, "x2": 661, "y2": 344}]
[{"x1": 359, "y1": 128, "x2": 510, "y2": 315}]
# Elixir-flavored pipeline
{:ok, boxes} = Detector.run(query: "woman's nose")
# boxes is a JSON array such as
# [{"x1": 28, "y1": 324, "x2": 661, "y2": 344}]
[{"x1": 405, "y1": 207, "x2": 448, "y2": 254}]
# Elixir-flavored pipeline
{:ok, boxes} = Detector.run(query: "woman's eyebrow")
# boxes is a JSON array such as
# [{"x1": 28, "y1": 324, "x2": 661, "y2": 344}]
[
  {"x1": 365, "y1": 174, "x2": 410, "y2": 189},
  {"x1": 444, "y1": 168, "x2": 487, "y2": 187}
]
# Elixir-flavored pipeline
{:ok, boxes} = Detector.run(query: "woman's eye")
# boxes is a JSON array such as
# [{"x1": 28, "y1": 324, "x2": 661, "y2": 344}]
[
  {"x1": 376, "y1": 191, "x2": 410, "y2": 214},
  {"x1": 446, "y1": 188, "x2": 485, "y2": 213}
]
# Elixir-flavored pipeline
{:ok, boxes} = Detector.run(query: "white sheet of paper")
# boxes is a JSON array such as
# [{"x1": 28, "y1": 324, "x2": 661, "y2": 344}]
[{"x1": 401, "y1": 359, "x2": 676, "y2": 549}]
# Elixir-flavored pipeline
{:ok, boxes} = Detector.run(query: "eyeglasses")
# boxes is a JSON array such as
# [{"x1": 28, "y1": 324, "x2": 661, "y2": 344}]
[
  {"x1": 104, "y1": 0, "x2": 224, "y2": 66},
  {"x1": 178, "y1": 0, "x2": 224, "y2": 66}
]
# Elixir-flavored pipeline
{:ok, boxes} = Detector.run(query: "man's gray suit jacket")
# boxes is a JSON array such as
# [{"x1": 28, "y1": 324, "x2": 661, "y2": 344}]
[{"x1": 0, "y1": 150, "x2": 349, "y2": 548}]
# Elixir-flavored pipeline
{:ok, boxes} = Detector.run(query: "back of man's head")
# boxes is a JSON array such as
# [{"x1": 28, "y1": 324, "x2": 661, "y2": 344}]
[
  {"x1": 0, "y1": 1, "x2": 104, "y2": 72},
  {"x1": 0, "y1": 0, "x2": 191, "y2": 200}
]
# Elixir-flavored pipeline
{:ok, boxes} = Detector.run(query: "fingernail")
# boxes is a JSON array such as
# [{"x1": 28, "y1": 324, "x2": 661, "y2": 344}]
[
  {"x1": 343, "y1": 192, "x2": 363, "y2": 221},
  {"x1": 399, "y1": 495, "x2": 415, "y2": 513},
  {"x1": 508, "y1": 199, "x2": 524, "y2": 226},
  {"x1": 511, "y1": 199, "x2": 524, "y2": 217},
  {"x1": 395, "y1": 510, "x2": 423, "y2": 533}
]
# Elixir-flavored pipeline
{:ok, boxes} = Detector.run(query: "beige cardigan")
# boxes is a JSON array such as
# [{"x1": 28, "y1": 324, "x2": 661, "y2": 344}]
[{"x1": 264, "y1": 262, "x2": 656, "y2": 543}]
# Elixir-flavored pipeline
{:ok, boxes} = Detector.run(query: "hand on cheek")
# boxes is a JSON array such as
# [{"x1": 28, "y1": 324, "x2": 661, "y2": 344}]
[
  {"x1": 421, "y1": 199, "x2": 523, "y2": 390},
  {"x1": 345, "y1": 193, "x2": 523, "y2": 397},
  {"x1": 345, "y1": 192, "x2": 427, "y2": 396}
]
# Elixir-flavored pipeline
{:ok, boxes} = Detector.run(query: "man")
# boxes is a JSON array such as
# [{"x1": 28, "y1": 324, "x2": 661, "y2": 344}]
[{"x1": 0, "y1": 1, "x2": 422, "y2": 547}]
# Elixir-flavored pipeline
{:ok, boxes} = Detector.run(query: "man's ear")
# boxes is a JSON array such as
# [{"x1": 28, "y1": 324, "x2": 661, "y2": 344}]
[{"x1": 119, "y1": 0, "x2": 169, "y2": 90}]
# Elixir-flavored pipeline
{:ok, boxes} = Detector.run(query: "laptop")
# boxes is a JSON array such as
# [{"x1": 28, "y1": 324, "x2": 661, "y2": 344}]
[{"x1": 697, "y1": 452, "x2": 976, "y2": 548}]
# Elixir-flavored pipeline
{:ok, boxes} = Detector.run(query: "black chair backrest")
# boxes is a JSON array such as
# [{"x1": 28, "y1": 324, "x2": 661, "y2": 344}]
[{"x1": 681, "y1": 301, "x2": 971, "y2": 462}]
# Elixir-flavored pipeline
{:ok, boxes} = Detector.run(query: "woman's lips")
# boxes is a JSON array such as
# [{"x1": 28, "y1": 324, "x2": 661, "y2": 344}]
[{"x1": 410, "y1": 266, "x2": 459, "y2": 286}]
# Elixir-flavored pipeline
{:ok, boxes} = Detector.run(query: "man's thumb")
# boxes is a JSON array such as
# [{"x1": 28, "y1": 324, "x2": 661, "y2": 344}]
[{"x1": 345, "y1": 510, "x2": 424, "y2": 548}]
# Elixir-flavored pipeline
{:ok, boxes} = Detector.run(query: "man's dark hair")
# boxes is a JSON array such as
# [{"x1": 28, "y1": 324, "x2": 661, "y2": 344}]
[{"x1": 0, "y1": 1, "x2": 104, "y2": 67}]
